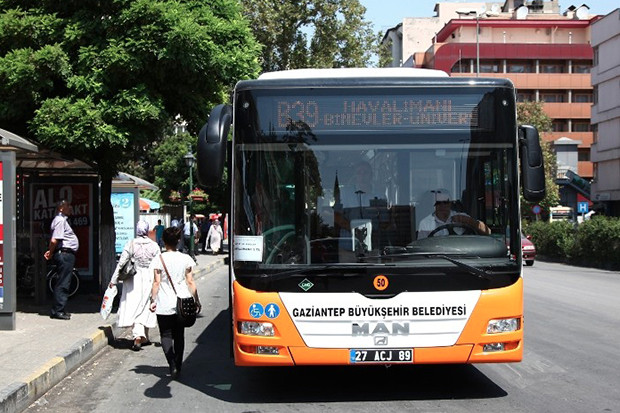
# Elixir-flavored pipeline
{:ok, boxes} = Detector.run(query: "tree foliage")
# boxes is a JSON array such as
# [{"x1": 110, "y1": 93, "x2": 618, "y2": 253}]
[
  {"x1": 0, "y1": 0, "x2": 260, "y2": 287},
  {"x1": 517, "y1": 101, "x2": 560, "y2": 220},
  {"x1": 244, "y1": 0, "x2": 377, "y2": 72}
]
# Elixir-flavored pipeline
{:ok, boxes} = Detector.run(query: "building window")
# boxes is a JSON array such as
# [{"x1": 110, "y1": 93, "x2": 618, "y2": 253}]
[
  {"x1": 541, "y1": 92, "x2": 566, "y2": 103},
  {"x1": 507, "y1": 61, "x2": 533, "y2": 73},
  {"x1": 573, "y1": 61, "x2": 591, "y2": 73},
  {"x1": 479, "y1": 60, "x2": 500, "y2": 73},
  {"x1": 593, "y1": 47, "x2": 599, "y2": 67},
  {"x1": 573, "y1": 93, "x2": 593, "y2": 103},
  {"x1": 573, "y1": 122, "x2": 591, "y2": 132},
  {"x1": 517, "y1": 92, "x2": 534, "y2": 102},
  {"x1": 578, "y1": 149, "x2": 590, "y2": 162},
  {"x1": 450, "y1": 60, "x2": 470, "y2": 73},
  {"x1": 540, "y1": 61, "x2": 565, "y2": 73},
  {"x1": 552, "y1": 120, "x2": 567, "y2": 132}
]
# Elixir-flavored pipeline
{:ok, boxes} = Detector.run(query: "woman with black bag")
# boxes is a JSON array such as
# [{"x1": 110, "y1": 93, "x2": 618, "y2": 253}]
[{"x1": 149, "y1": 226, "x2": 201, "y2": 379}]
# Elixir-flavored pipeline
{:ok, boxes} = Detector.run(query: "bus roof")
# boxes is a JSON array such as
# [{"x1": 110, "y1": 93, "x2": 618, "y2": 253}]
[{"x1": 258, "y1": 67, "x2": 449, "y2": 80}]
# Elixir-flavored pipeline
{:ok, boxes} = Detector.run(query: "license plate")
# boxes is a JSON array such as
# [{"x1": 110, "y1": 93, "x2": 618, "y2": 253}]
[{"x1": 349, "y1": 349, "x2": 413, "y2": 364}]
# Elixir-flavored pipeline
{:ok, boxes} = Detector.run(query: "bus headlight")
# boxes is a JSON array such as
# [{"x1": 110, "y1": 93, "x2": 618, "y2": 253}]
[
  {"x1": 487, "y1": 318, "x2": 520, "y2": 334},
  {"x1": 239, "y1": 321, "x2": 275, "y2": 336}
]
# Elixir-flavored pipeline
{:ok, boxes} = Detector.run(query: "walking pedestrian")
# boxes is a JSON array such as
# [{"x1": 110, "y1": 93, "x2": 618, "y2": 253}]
[
  {"x1": 44, "y1": 200, "x2": 79, "y2": 320},
  {"x1": 109, "y1": 220, "x2": 161, "y2": 351},
  {"x1": 154, "y1": 219, "x2": 165, "y2": 250},
  {"x1": 199, "y1": 218, "x2": 211, "y2": 254},
  {"x1": 207, "y1": 219, "x2": 224, "y2": 254},
  {"x1": 149, "y1": 226, "x2": 201, "y2": 379}
]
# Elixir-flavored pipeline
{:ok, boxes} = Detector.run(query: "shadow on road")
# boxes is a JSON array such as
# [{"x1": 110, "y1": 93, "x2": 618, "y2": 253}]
[{"x1": 137, "y1": 310, "x2": 508, "y2": 403}]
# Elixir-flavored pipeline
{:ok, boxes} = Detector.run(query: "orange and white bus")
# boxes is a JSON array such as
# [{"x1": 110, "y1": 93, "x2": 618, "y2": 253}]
[{"x1": 197, "y1": 68, "x2": 545, "y2": 366}]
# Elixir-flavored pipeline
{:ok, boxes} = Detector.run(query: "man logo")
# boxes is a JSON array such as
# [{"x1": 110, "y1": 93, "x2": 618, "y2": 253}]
[
  {"x1": 374, "y1": 336, "x2": 388, "y2": 346},
  {"x1": 352, "y1": 322, "x2": 410, "y2": 336}
]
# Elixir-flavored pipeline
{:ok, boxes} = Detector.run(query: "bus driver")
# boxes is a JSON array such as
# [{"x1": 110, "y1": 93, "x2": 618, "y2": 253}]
[{"x1": 417, "y1": 190, "x2": 490, "y2": 239}]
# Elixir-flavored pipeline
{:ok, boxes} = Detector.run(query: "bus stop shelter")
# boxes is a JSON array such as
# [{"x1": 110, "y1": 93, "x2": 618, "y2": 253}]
[{"x1": 1, "y1": 127, "x2": 99, "y2": 330}]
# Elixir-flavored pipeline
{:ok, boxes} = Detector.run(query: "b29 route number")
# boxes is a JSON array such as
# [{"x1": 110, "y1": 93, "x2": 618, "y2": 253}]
[{"x1": 349, "y1": 349, "x2": 413, "y2": 364}]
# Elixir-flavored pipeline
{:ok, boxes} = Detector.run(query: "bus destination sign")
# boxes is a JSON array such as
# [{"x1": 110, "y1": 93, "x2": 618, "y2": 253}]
[{"x1": 273, "y1": 97, "x2": 481, "y2": 131}]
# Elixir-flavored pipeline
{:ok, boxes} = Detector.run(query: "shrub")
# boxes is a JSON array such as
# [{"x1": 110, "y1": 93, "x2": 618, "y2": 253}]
[
  {"x1": 571, "y1": 216, "x2": 620, "y2": 269},
  {"x1": 523, "y1": 216, "x2": 620, "y2": 270},
  {"x1": 524, "y1": 220, "x2": 575, "y2": 259}
]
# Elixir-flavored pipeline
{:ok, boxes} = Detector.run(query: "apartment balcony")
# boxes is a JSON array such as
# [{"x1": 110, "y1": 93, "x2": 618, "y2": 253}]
[
  {"x1": 542, "y1": 102, "x2": 592, "y2": 119},
  {"x1": 542, "y1": 132, "x2": 593, "y2": 147},
  {"x1": 450, "y1": 73, "x2": 592, "y2": 90}
]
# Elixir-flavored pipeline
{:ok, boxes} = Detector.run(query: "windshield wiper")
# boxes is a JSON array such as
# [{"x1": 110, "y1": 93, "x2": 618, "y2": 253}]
[
  {"x1": 431, "y1": 254, "x2": 492, "y2": 280},
  {"x1": 260, "y1": 265, "x2": 366, "y2": 281},
  {"x1": 359, "y1": 251, "x2": 497, "y2": 280}
]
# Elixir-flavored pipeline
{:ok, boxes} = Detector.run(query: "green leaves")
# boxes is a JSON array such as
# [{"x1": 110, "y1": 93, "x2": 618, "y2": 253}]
[
  {"x1": 0, "y1": 0, "x2": 260, "y2": 179},
  {"x1": 244, "y1": 0, "x2": 376, "y2": 72}
]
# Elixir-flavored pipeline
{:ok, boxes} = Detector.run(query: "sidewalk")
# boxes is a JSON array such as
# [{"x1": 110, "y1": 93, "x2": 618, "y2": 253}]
[{"x1": 0, "y1": 250, "x2": 227, "y2": 413}]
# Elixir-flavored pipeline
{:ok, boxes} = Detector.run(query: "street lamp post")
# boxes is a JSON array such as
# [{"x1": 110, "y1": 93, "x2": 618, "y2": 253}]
[
  {"x1": 184, "y1": 149, "x2": 196, "y2": 259},
  {"x1": 475, "y1": 12, "x2": 480, "y2": 77},
  {"x1": 456, "y1": 9, "x2": 483, "y2": 77}
]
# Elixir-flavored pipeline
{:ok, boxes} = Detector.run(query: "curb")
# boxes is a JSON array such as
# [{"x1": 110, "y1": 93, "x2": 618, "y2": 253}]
[
  {"x1": 0, "y1": 323, "x2": 121, "y2": 413},
  {"x1": 0, "y1": 256, "x2": 226, "y2": 413}
]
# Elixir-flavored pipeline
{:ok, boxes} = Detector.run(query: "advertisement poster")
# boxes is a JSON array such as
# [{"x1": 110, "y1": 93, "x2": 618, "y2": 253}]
[
  {"x1": 0, "y1": 161, "x2": 3, "y2": 308},
  {"x1": 30, "y1": 182, "x2": 94, "y2": 275},
  {"x1": 111, "y1": 192, "x2": 136, "y2": 255}
]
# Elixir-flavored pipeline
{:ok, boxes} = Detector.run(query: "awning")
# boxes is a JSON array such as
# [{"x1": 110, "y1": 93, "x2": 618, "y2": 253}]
[
  {"x1": 0, "y1": 127, "x2": 38, "y2": 153},
  {"x1": 139, "y1": 198, "x2": 161, "y2": 211},
  {"x1": 114, "y1": 172, "x2": 158, "y2": 190}
]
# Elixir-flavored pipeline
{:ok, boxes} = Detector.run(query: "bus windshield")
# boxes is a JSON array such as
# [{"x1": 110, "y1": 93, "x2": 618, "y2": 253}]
[{"x1": 232, "y1": 85, "x2": 520, "y2": 279}]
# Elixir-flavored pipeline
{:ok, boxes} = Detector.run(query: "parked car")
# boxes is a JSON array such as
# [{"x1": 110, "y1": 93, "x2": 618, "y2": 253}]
[{"x1": 521, "y1": 234, "x2": 536, "y2": 266}]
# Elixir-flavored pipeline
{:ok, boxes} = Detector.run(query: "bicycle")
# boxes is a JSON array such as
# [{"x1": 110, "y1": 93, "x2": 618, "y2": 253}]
[
  {"x1": 46, "y1": 264, "x2": 80, "y2": 297},
  {"x1": 17, "y1": 253, "x2": 37, "y2": 296}
]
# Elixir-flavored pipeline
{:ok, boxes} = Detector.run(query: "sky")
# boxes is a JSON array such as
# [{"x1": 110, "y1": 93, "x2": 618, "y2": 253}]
[{"x1": 359, "y1": 0, "x2": 620, "y2": 34}]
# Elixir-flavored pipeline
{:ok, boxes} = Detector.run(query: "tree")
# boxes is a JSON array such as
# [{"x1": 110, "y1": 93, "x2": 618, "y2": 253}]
[
  {"x1": 517, "y1": 101, "x2": 560, "y2": 220},
  {"x1": 244, "y1": 0, "x2": 377, "y2": 72},
  {"x1": 0, "y1": 0, "x2": 260, "y2": 288},
  {"x1": 148, "y1": 131, "x2": 228, "y2": 213}
]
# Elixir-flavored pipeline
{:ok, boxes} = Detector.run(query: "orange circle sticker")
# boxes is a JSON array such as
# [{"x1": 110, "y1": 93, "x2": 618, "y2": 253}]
[{"x1": 373, "y1": 275, "x2": 389, "y2": 291}]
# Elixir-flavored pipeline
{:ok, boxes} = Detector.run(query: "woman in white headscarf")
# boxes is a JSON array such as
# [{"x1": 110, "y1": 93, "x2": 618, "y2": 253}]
[
  {"x1": 110, "y1": 220, "x2": 161, "y2": 350},
  {"x1": 207, "y1": 219, "x2": 224, "y2": 254}
]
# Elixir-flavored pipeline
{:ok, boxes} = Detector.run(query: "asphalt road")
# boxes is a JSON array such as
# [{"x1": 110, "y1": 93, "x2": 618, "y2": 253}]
[{"x1": 25, "y1": 261, "x2": 620, "y2": 413}]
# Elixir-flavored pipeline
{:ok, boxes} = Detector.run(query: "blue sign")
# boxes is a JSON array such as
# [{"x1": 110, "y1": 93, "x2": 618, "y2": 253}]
[
  {"x1": 577, "y1": 202, "x2": 589, "y2": 214},
  {"x1": 532, "y1": 205, "x2": 542, "y2": 215},
  {"x1": 111, "y1": 192, "x2": 137, "y2": 254},
  {"x1": 265, "y1": 303, "x2": 280, "y2": 319},
  {"x1": 249, "y1": 303, "x2": 264, "y2": 318}
]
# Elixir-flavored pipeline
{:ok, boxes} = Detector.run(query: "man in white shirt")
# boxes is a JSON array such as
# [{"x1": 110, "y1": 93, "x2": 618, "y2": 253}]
[
  {"x1": 418, "y1": 190, "x2": 490, "y2": 239},
  {"x1": 183, "y1": 215, "x2": 199, "y2": 255}
]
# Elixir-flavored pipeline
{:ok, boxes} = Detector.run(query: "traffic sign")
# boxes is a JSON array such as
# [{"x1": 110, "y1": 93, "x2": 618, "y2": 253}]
[
  {"x1": 532, "y1": 205, "x2": 542, "y2": 215},
  {"x1": 577, "y1": 202, "x2": 589, "y2": 214}
]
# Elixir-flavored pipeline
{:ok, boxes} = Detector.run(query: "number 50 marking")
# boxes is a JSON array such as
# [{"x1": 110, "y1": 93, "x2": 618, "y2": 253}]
[{"x1": 373, "y1": 275, "x2": 389, "y2": 291}]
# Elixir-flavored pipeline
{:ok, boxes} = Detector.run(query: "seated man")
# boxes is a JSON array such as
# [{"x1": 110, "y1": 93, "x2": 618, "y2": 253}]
[{"x1": 418, "y1": 190, "x2": 490, "y2": 239}]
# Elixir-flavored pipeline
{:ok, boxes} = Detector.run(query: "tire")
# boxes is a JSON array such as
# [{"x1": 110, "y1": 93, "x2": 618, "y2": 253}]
[
  {"x1": 48, "y1": 269, "x2": 80, "y2": 297},
  {"x1": 525, "y1": 260, "x2": 534, "y2": 266}
]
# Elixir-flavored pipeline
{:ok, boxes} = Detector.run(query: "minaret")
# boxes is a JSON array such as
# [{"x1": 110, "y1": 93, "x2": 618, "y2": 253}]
[{"x1": 332, "y1": 171, "x2": 342, "y2": 211}]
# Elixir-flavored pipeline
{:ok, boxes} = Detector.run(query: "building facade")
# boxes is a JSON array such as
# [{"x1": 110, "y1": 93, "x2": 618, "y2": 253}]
[
  {"x1": 590, "y1": 8, "x2": 620, "y2": 215},
  {"x1": 382, "y1": 0, "x2": 602, "y2": 213}
]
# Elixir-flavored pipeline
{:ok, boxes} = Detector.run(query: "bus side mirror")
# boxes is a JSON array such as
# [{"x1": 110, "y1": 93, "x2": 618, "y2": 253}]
[
  {"x1": 197, "y1": 104, "x2": 232, "y2": 187},
  {"x1": 519, "y1": 125, "x2": 546, "y2": 202}
]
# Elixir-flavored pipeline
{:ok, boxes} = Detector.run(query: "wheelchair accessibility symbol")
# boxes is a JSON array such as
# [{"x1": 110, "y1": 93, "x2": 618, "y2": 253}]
[{"x1": 249, "y1": 303, "x2": 264, "y2": 318}]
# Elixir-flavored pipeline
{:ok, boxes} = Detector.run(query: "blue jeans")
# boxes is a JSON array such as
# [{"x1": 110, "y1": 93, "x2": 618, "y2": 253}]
[{"x1": 52, "y1": 251, "x2": 76, "y2": 315}]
